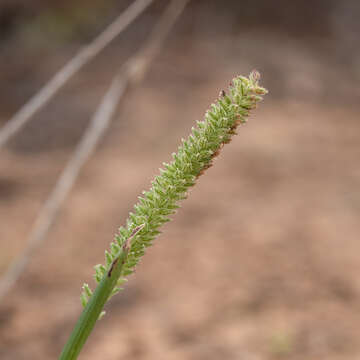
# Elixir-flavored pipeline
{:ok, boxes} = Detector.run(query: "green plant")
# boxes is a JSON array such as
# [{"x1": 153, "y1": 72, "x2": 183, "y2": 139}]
[{"x1": 59, "y1": 71, "x2": 267, "y2": 359}]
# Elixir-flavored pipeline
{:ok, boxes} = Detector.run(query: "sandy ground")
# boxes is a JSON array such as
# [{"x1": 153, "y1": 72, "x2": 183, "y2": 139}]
[{"x1": 0, "y1": 5, "x2": 360, "y2": 359}]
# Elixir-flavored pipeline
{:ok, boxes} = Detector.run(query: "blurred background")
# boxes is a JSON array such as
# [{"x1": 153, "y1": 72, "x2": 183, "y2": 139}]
[{"x1": 0, "y1": 0, "x2": 360, "y2": 359}]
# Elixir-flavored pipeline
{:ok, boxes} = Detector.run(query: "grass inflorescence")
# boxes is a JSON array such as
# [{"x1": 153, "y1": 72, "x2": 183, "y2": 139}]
[{"x1": 81, "y1": 71, "x2": 267, "y2": 311}]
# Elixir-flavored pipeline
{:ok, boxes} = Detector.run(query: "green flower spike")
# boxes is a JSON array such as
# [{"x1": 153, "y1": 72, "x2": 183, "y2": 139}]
[
  {"x1": 59, "y1": 71, "x2": 267, "y2": 360},
  {"x1": 82, "y1": 70, "x2": 267, "y2": 310}
]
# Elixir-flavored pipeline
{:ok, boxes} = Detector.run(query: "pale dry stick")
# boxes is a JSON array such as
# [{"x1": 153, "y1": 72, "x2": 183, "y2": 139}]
[
  {"x1": 0, "y1": 0, "x2": 190, "y2": 303},
  {"x1": 124, "y1": 0, "x2": 191, "y2": 84},
  {"x1": 0, "y1": 0, "x2": 154, "y2": 149},
  {"x1": 0, "y1": 72, "x2": 128, "y2": 302}
]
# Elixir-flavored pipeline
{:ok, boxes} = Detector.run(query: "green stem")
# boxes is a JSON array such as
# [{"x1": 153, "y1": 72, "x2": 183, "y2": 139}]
[{"x1": 59, "y1": 238, "x2": 132, "y2": 360}]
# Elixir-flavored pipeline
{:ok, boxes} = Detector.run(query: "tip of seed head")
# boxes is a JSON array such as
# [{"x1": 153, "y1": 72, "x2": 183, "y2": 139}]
[{"x1": 250, "y1": 70, "x2": 261, "y2": 83}]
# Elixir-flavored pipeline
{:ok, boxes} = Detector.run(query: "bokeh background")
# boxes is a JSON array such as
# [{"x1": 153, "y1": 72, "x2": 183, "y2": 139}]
[{"x1": 0, "y1": 1, "x2": 360, "y2": 359}]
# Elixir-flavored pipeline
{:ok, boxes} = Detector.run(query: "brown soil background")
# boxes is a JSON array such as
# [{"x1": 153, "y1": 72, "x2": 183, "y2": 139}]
[{"x1": 0, "y1": 1, "x2": 360, "y2": 359}]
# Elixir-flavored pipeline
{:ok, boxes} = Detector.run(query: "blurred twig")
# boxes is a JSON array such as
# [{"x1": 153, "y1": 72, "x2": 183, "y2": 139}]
[
  {"x1": 0, "y1": 0, "x2": 190, "y2": 302},
  {"x1": 0, "y1": 0, "x2": 154, "y2": 149}
]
